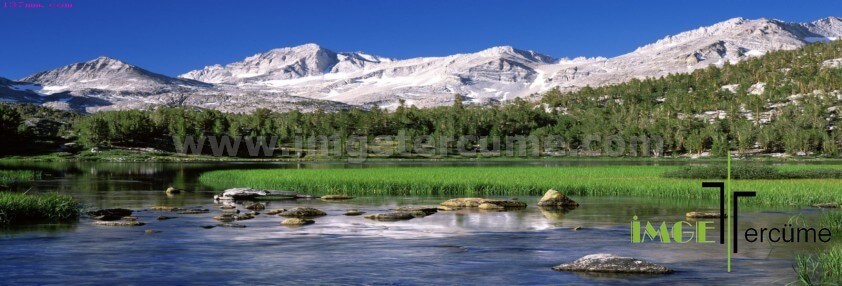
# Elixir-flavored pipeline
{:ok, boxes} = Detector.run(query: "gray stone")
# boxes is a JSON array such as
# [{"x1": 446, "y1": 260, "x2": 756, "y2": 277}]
[
  {"x1": 552, "y1": 254, "x2": 673, "y2": 274},
  {"x1": 213, "y1": 188, "x2": 307, "y2": 201},
  {"x1": 278, "y1": 207, "x2": 327, "y2": 218},
  {"x1": 87, "y1": 208, "x2": 133, "y2": 221},
  {"x1": 245, "y1": 203, "x2": 266, "y2": 211},
  {"x1": 281, "y1": 218, "x2": 315, "y2": 226},
  {"x1": 439, "y1": 198, "x2": 526, "y2": 210},
  {"x1": 178, "y1": 209, "x2": 210, "y2": 214},
  {"x1": 94, "y1": 220, "x2": 145, "y2": 227},
  {"x1": 365, "y1": 211, "x2": 418, "y2": 221},
  {"x1": 344, "y1": 209, "x2": 365, "y2": 216},
  {"x1": 536, "y1": 189, "x2": 579, "y2": 208}
]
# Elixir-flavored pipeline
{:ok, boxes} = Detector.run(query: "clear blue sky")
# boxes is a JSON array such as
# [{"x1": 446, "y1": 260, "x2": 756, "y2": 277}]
[{"x1": 0, "y1": 0, "x2": 838, "y2": 79}]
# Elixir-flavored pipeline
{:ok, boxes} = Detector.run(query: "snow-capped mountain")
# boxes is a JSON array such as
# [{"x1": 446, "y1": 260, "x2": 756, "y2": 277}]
[
  {"x1": 2, "y1": 16, "x2": 840, "y2": 113},
  {"x1": 23, "y1": 56, "x2": 208, "y2": 93},
  {"x1": 180, "y1": 43, "x2": 396, "y2": 84}
]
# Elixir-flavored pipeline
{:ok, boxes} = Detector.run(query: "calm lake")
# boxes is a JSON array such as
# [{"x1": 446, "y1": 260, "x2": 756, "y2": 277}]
[{"x1": 0, "y1": 161, "x2": 829, "y2": 285}]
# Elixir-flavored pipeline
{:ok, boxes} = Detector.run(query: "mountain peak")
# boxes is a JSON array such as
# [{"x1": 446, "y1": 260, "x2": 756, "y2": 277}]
[{"x1": 476, "y1": 46, "x2": 555, "y2": 63}]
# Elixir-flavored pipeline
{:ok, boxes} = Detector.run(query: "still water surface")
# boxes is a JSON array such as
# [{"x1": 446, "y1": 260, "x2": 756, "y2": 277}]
[{"x1": 0, "y1": 162, "x2": 828, "y2": 285}]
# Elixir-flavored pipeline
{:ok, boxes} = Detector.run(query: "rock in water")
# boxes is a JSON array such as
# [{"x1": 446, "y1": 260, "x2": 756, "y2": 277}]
[
  {"x1": 149, "y1": 206, "x2": 184, "y2": 212},
  {"x1": 344, "y1": 209, "x2": 365, "y2": 216},
  {"x1": 178, "y1": 209, "x2": 210, "y2": 214},
  {"x1": 364, "y1": 212, "x2": 418, "y2": 221},
  {"x1": 216, "y1": 223, "x2": 247, "y2": 228},
  {"x1": 536, "y1": 190, "x2": 579, "y2": 208},
  {"x1": 213, "y1": 212, "x2": 256, "y2": 222},
  {"x1": 213, "y1": 188, "x2": 305, "y2": 201},
  {"x1": 245, "y1": 203, "x2": 266, "y2": 210},
  {"x1": 321, "y1": 195, "x2": 354, "y2": 200},
  {"x1": 265, "y1": 209, "x2": 287, "y2": 215},
  {"x1": 392, "y1": 206, "x2": 438, "y2": 216},
  {"x1": 439, "y1": 198, "x2": 526, "y2": 210},
  {"x1": 478, "y1": 203, "x2": 505, "y2": 210},
  {"x1": 685, "y1": 211, "x2": 723, "y2": 218},
  {"x1": 87, "y1": 208, "x2": 133, "y2": 221},
  {"x1": 165, "y1": 187, "x2": 181, "y2": 195},
  {"x1": 552, "y1": 254, "x2": 673, "y2": 274},
  {"x1": 278, "y1": 207, "x2": 327, "y2": 218},
  {"x1": 94, "y1": 220, "x2": 145, "y2": 227},
  {"x1": 281, "y1": 218, "x2": 315, "y2": 226}
]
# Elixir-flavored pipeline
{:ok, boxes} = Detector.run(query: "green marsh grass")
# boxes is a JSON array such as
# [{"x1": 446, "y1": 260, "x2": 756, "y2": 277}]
[
  {"x1": 0, "y1": 170, "x2": 41, "y2": 185},
  {"x1": 795, "y1": 210, "x2": 842, "y2": 285},
  {"x1": 0, "y1": 192, "x2": 80, "y2": 225},
  {"x1": 199, "y1": 165, "x2": 842, "y2": 206}
]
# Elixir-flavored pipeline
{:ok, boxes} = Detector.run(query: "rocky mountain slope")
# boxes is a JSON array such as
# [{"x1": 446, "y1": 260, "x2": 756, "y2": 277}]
[{"x1": 2, "y1": 16, "x2": 839, "y2": 113}]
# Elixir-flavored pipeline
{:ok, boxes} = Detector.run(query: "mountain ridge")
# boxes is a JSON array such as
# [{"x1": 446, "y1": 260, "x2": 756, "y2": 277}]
[{"x1": 2, "y1": 16, "x2": 840, "y2": 113}]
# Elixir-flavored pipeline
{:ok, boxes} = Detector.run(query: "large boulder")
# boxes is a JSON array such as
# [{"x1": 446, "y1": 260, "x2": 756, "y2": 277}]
[
  {"x1": 536, "y1": 190, "x2": 579, "y2": 208},
  {"x1": 278, "y1": 207, "x2": 327, "y2": 218},
  {"x1": 439, "y1": 198, "x2": 526, "y2": 210},
  {"x1": 552, "y1": 254, "x2": 673, "y2": 274},
  {"x1": 87, "y1": 208, "x2": 133, "y2": 221}
]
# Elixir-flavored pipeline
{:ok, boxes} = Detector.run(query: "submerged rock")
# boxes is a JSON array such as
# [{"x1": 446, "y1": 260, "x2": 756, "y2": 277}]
[
  {"x1": 219, "y1": 205, "x2": 236, "y2": 210},
  {"x1": 278, "y1": 207, "x2": 327, "y2": 218},
  {"x1": 812, "y1": 202, "x2": 839, "y2": 208},
  {"x1": 216, "y1": 223, "x2": 247, "y2": 228},
  {"x1": 685, "y1": 211, "x2": 723, "y2": 218},
  {"x1": 392, "y1": 206, "x2": 438, "y2": 216},
  {"x1": 94, "y1": 220, "x2": 145, "y2": 227},
  {"x1": 245, "y1": 203, "x2": 266, "y2": 211},
  {"x1": 364, "y1": 211, "x2": 418, "y2": 221},
  {"x1": 536, "y1": 189, "x2": 579, "y2": 208},
  {"x1": 178, "y1": 209, "x2": 210, "y2": 214},
  {"x1": 213, "y1": 188, "x2": 306, "y2": 201},
  {"x1": 149, "y1": 206, "x2": 184, "y2": 212},
  {"x1": 440, "y1": 198, "x2": 526, "y2": 210},
  {"x1": 344, "y1": 209, "x2": 365, "y2": 216},
  {"x1": 281, "y1": 218, "x2": 315, "y2": 226},
  {"x1": 265, "y1": 209, "x2": 287, "y2": 215},
  {"x1": 213, "y1": 212, "x2": 256, "y2": 222},
  {"x1": 156, "y1": 216, "x2": 177, "y2": 221},
  {"x1": 87, "y1": 208, "x2": 133, "y2": 221},
  {"x1": 321, "y1": 195, "x2": 354, "y2": 200},
  {"x1": 144, "y1": 229, "x2": 161, "y2": 234},
  {"x1": 552, "y1": 254, "x2": 673, "y2": 274}
]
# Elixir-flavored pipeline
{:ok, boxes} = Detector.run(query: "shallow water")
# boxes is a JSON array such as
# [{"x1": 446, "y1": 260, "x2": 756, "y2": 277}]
[{"x1": 0, "y1": 162, "x2": 832, "y2": 285}]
